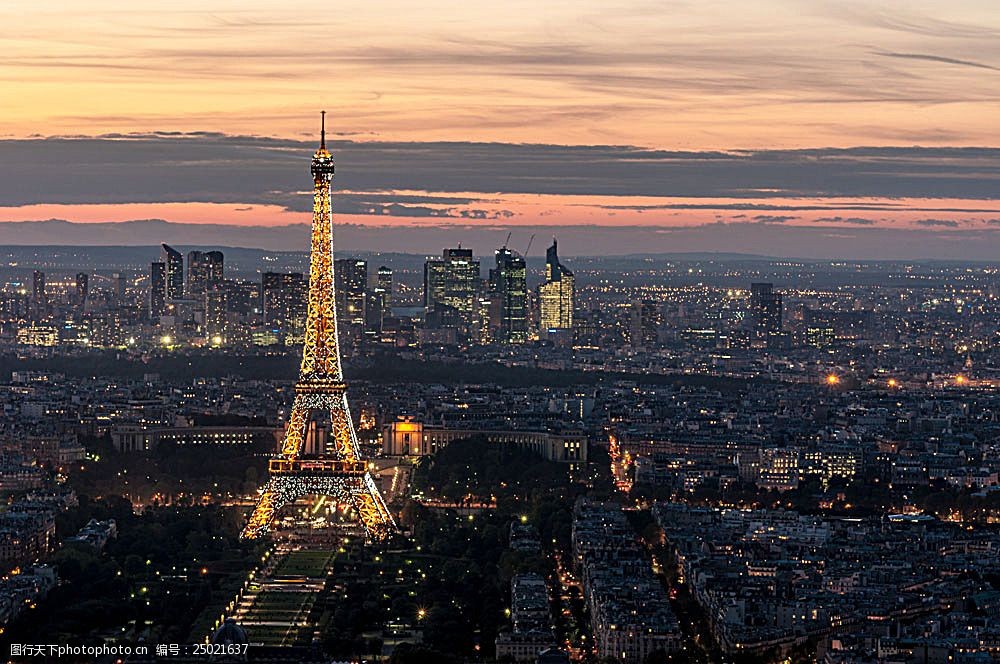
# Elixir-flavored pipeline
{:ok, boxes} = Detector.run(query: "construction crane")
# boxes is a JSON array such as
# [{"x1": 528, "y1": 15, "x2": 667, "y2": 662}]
[{"x1": 523, "y1": 234, "x2": 536, "y2": 257}]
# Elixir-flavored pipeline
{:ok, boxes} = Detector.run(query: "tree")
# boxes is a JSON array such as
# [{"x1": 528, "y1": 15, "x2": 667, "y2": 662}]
[
  {"x1": 389, "y1": 643, "x2": 460, "y2": 664},
  {"x1": 644, "y1": 650, "x2": 671, "y2": 664}
]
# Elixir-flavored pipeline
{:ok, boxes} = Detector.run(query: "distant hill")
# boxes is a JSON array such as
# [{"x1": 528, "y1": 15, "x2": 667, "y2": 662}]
[{"x1": 1, "y1": 218, "x2": 997, "y2": 262}]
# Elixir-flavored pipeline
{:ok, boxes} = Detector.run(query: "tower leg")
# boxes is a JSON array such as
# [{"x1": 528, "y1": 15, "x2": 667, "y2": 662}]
[
  {"x1": 280, "y1": 400, "x2": 311, "y2": 458},
  {"x1": 352, "y1": 473, "x2": 396, "y2": 541},
  {"x1": 329, "y1": 392, "x2": 361, "y2": 459},
  {"x1": 243, "y1": 481, "x2": 279, "y2": 540}
]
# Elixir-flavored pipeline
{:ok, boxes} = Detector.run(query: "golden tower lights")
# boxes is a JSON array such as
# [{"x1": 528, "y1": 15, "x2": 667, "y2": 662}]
[{"x1": 242, "y1": 112, "x2": 396, "y2": 541}]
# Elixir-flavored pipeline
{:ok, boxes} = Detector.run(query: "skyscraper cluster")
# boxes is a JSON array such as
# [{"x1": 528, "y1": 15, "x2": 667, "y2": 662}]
[
  {"x1": 262, "y1": 271, "x2": 307, "y2": 335},
  {"x1": 142, "y1": 243, "x2": 397, "y2": 351},
  {"x1": 424, "y1": 248, "x2": 480, "y2": 340},
  {"x1": 421, "y1": 238, "x2": 575, "y2": 346},
  {"x1": 334, "y1": 258, "x2": 368, "y2": 355},
  {"x1": 140, "y1": 237, "x2": 578, "y2": 351},
  {"x1": 149, "y1": 244, "x2": 258, "y2": 345},
  {"x1": 260, "y1": 261, "x2": 393, "y2": 352}
]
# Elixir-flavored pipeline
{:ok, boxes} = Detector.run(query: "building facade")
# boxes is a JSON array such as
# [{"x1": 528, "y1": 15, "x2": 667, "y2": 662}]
[
  {"x1": 186, "y1": 250, "x2": 224, "y2": 300},
  {"x1": 335, "y1": 258, "x2": 367, "y2": 353},
  {"x1": 491, "y1": 247, "x2": 528, "y2": 344},
  {"x1": 750, "y1": 282, "x2": 783, "y2": 346},
  {"x1": 262, "y1": 272, "x2": 307, "y2": 335},
  {"x1": 382, "y1": 416, "x2": 586, "y2": 463},
  {"x1": 161, "y1": 243, "x2": 184, "y2": 300},
  {"x1": 424, "y1": 248, "x2": 481, "y2": 338},
  {"x1": 538, "y1": 238, "x2": 574, "y2": 333},
  {"x1": 149, "y1": 261, "x2": 167, "y2": 318}
]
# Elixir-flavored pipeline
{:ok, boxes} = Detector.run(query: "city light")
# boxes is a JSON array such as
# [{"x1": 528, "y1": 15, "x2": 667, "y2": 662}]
[{"x1": 3, "y1": 50, "x2": 1000, "y2": 661}]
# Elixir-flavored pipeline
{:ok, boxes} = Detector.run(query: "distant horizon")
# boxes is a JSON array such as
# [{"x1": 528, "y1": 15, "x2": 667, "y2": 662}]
[{"x1": 1, "y1": 221, "x2": 997, "y2": 264}]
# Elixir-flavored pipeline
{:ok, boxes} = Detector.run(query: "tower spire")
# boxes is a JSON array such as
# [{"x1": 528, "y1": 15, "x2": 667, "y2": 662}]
[{"x1": 320, "y1": 110, "x2": 326, "y2": 149}]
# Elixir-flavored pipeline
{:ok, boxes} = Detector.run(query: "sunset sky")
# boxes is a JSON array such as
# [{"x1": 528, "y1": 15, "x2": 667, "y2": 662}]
[{"x1": 1, "y1": 1, "x2": 999, "y2": 257}]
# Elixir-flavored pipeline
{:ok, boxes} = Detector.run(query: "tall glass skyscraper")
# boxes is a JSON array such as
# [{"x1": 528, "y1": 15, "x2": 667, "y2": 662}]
[
  {"x1": 376, "y1": 266, "x2": 393, "y2": 315},
  {"x1": 149, "y1": 262, "x2": 166, "y2": 318},
  {"x1": 262, "y1": 271, "x2": 307, "y2": 333},
  {"x1": 538, "y1": 238, "x2": 574, "y2": 332},
  {"x1": 186, "y1": 250, "x2": 224, "y2": 300},
  {"x1": 335, "y1": 258, "x2": 368, "y2": 354},
  {"x1": 491, "y1": 246, "x2": 527, "y2": 344},
  {"x1": 75, "y1": 272, "x2": 89, "y2": 310},
  {"x1": 31, "y1": 270, "x2": 46, "y2": 319},
  {"x1": 424, "y1": 248, "x2": 481, "y2": 336},
  {"x1": 750, "y1": 282, "x2": 783, "y2": 347},
  {"x1": 160, "y1": 243, "x2": 184, "y2": 300}
]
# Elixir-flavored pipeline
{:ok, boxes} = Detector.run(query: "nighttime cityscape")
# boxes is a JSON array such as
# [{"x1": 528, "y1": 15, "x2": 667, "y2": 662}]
[{"x1": 2, "y1": 2, "x2": 1000, "y2": 663}]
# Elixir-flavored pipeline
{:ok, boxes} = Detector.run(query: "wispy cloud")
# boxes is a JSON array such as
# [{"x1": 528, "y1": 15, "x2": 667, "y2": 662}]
[
  {"x1": 813, "y1": 216, "x2": 876, "y2": 225},
  {"x1": 915, "y1": 218, "x2": 961, "y2": 227},
  {"x1": 873, "y1": 50, "x2": 1000, "y2": 72},
  {"x1": 823, "y1": 3, "x2": 1000, "y2": 39},
  {"x1": 3, "y1": 1, "x2": 1000, "y2": 148}
]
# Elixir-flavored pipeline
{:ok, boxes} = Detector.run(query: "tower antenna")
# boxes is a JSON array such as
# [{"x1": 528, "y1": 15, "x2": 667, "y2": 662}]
[{"x1": 320, "y1": 110, "x2": 327, "y2": 149}]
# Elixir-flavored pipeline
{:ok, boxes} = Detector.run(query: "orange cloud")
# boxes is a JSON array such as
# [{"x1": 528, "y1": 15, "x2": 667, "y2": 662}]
[{"x1": 3, "y1": 1, "x2": 1000, "y2": 149}]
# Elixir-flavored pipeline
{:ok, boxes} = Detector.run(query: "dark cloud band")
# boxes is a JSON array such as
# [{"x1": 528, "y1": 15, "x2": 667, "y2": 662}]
[{"x1": 1, "y1": 135, "x2": 1000, "y2": 210}]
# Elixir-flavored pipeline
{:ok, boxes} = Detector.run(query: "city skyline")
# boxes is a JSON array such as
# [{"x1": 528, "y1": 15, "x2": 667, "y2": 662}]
[
  {"x1": 4, "y1": 161, "x2": 1000, "y2": 661},
  {"x1": 2, "y1": 4, "x2": 1000, "y2": 661}
]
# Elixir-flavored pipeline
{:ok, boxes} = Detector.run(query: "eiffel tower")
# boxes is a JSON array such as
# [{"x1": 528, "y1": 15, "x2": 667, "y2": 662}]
[{"x1": 242, "y1": 112, "x2": 396, "y2": 541}]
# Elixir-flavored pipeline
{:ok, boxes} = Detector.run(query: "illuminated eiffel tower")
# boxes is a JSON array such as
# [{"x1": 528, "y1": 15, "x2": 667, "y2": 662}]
[{"x1": 242, "y1": 112, "x2": 395, "y2": 541}]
